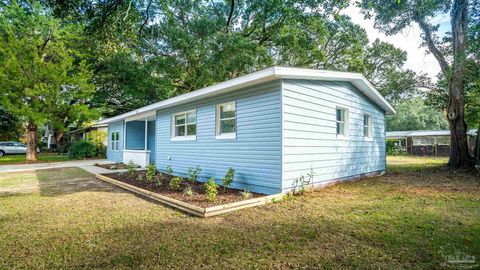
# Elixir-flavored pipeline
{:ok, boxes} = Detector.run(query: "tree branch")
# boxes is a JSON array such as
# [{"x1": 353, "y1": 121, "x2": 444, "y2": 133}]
[
  {"x1": 226, "y1": 0, "x2": 235, "y2": 30},
  {"x1": 39, "y1": 29, "x2": 52, "y2": 53},
  {"x1": 98, "y1": 0, "x2": 123, "y2": 29},
  {"x1": 123, "y1": 0, "x2": 132, "y2": 21},
  {"x1": 139, "y1": 0, "x2": 153, "y2": 35},
  {"x1": 417, "y1": 19, "x2": 450, "y2": 77}
]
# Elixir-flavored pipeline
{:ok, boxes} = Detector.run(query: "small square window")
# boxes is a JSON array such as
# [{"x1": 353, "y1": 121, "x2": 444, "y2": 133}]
[{"x1": 172, "y1": 110, "x2": 197, "y2": 140}]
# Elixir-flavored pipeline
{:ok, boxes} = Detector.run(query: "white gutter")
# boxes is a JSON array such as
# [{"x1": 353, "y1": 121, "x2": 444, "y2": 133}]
[{"x1": 99, "y1": 66, "x2": 396, "y2": 124}]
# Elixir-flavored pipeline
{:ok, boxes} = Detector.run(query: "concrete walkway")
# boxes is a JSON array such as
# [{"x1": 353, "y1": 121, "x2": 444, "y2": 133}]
[{"x1": 0, "y1": 159, "x2": 113, "y2": 173}]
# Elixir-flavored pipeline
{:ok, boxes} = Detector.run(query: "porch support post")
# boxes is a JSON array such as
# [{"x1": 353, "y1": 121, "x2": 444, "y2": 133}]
[
  {"x1": 144, "y1": 118, "x2": 148, "y2": 151},
  {"x1": 123, "y1": 120, "x2": 126, "y2": 150}
]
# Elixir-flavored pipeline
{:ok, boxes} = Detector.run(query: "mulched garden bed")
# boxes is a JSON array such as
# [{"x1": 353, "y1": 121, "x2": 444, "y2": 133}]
[{"x1": 101, "y1": 171, "x2": 262, "y2": 208}]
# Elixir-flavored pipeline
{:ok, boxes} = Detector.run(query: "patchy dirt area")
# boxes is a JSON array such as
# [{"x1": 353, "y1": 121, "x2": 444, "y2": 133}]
[
  {"x1": 101, "y1": 171, "x2": 262, "y2": 207},
  {"x1": 0, "y1": 167, "x2": 115, "y2": 196},
  {"x1": 95, "y1": 163, "x2": 130, "y2": 170}
]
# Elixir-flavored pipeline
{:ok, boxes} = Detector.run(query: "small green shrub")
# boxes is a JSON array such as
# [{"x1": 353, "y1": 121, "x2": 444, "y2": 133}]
[
  {"x1": 57, "y1": 139, "x2": 71, "y2": 154},
  {"x1": 204, "y1": 178, "x2": 219, "y2": 202},
  {"x1": 222, "y1": 167, "x2": 235, "y2": 190},
  {"x1": 86, "y1": 129, "x2": 107, "y2": 158},
  {"x1": 241, "y1": 190, "x2": 252, "y2": 199},
  {"x1": 154, "y1": 175, "x2": 162, "y2": 187},
  {"x1": 169, "y1": 177, "x2": 181, "y2": 190},
  {"x1": 292, "y1": 174, "x2": 310, "y2": 195},
  {"x1": 386, "y1": 139, "x2": 407, "y2": 156},
  {"x1": 183, "y1": 185, "x2": 195, "y2": 197},
  {"x1": 282, "y1": 192, "x2": 295, "y2": 201},
  {"x1": 146, "y1": 163, "x2": 156, "y2": 182},
  {"x1": 96, "y1": 144, "x2": 107, "y2": 158},
  {"x1": 126, "y1": 161, "x2": 137, "y2": 178},
  {"x1": 165, "y1": 165, "x2": 174, "y2": 175},
  {"x1": 67, "y1": 140, "x2": 96, "y2": 159},
  {"x1": 187, "y1": 165, "x2": 201, "y2": 182}
]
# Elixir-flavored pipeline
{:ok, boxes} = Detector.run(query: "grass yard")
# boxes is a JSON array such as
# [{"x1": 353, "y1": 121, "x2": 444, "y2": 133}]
[
  {"x1": 0, "y1": 152, "x2": 71, "y2": 165},
  {"x1": 387, "y1": 155, "x2": 449, "y2": 173},
  {"x1": 0, "y1": 156, "x2": 479, "y2": 269}
]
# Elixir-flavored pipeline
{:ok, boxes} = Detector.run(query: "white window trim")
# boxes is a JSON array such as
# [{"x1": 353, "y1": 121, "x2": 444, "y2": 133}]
[
  {"x1": 363, "y1": 114, "x2": 373, "y2": 140},
  {"x1": 336, "y1": 106, "x2": 349, "y2": 138},
  {"x1": 111, "y1": 131, "x2": 120, "y2": 151},
  {"x1": 171, "y1": 110, "x2": 197, "y2": 141},
  {"x1": 216, "y1": 101, "x2": 237, "y2": 140},
  {"x1": 215, "y1": 133, "x2": 237, "y2": 140}
]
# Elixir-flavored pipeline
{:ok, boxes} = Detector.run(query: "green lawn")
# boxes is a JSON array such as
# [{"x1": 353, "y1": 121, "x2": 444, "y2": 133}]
[
  {"x1": 0, "y1": 152, "x2": 71, "y2": 164},
  {"x1": 0, "y1": 157, "x2": 479, "y2": 269},
  {"x1": 387, "y1": 155, "x2": 449, "y2": 173}
]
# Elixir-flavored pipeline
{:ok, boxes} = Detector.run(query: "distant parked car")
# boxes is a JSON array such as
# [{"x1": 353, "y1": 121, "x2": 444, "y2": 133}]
[{"x1": 0, "y1": 142, "x2": 40, "y2": 157}]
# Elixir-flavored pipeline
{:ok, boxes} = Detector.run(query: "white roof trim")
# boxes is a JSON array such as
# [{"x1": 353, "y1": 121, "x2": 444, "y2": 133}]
[
  {"x1": 99, "y1": 66, "x2": 396, "y2": 124},
  {"x1": 387, "y1": 129, "x2": 478, "y2": 137}
]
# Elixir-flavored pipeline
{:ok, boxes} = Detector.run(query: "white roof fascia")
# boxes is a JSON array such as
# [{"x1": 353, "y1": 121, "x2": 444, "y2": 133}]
[
  {"x1": 273, "y1": 67, "x2": 396, "y2": 115},
  {"x1": 99, "y1": 66, "x2": 395, "y2": 124}
]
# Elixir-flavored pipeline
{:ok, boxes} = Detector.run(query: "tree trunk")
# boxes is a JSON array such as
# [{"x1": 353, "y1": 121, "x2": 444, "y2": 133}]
[
  {"x1": 54, "y1": 131, "x2": 64, "y2": 146},
  {"x1": 474, "y1": 123, "x2": 480, "y2": 164},
  {"x1": 446, "y1": 82, "x2": 475, "y2": 168},
  {"x1": 26, "y1": 122, "x2": 38, "y2": 161},
  {"x1": 446, "y1": 0, "x2": 475, "y2": 169}
]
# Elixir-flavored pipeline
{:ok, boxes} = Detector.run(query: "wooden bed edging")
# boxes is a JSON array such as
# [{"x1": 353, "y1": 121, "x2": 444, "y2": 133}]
[{"x1": 95, "y1": 174, "x2": 284, "y2": 218}]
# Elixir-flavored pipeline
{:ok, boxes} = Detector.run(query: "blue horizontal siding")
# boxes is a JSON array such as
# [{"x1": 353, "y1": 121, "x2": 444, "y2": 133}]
[
  {"x1": 107, "y1": 121, "x2": 124, "y2": 162},
  {"x1": 155, "y1": 80, "x2": 282, "y2": 194},
  {"x1": 282, "y1": 79, "x2": 386, "y2": 191}
]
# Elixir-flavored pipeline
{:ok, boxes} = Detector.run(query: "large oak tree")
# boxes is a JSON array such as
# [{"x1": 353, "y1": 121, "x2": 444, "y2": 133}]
[
  {"x1": 359, "y1": 0, "x2": 476, "y2": 168},
  {"x1": 0, "y1": 1, "x2": 95, "y2": 160}
]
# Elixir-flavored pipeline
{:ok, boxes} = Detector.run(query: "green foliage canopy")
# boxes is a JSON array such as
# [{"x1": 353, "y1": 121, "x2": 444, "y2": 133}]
[
  {"x1": 55, "y1": 0, "x2": 423, "y2": 116},
  {"x1": 387, "y1": 98, "x2": 449, "y2": 131},
  {"x1": 0, "y1": 1, "x2": 96, "y2": 132},
  {"x1": 0, "y1": 106, "x2": 22, "y2": 140}
]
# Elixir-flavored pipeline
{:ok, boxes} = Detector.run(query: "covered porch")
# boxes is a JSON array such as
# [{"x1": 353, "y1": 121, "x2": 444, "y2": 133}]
[{"x1": 122, "y1": 113, "x2": 156, "y2": 167}]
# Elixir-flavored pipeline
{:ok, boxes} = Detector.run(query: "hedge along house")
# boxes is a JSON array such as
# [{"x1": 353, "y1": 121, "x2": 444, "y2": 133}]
[{"x1": 99, "y1": 67, "x2": 396, "y2": 194}]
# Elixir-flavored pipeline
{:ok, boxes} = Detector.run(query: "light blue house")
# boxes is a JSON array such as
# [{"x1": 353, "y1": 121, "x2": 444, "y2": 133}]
[{"x1": 99, "y1": 67, "x2": 396, "y2": 194}]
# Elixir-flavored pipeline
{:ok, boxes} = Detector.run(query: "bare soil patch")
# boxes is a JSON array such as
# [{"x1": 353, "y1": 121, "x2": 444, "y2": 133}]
[{"x1": 95, "y1": 163, "x2": 130, "y2": 170}]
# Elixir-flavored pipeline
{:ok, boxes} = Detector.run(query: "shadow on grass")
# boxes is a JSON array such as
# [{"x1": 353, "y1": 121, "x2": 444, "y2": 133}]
[
  {"x1": 1, "y1": 160, "x2": 479, "y2": 269},
  {"x1": 9, "y1": 197, "x2": 478, "y2": 269}
]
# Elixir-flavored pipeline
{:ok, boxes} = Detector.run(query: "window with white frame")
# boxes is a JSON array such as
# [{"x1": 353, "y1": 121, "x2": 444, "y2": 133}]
[
  {"x1": 363, "y1": 114, "x2": 372, "y2": 138},
  {"x1": 172, "y1": 110, "x2": 196, "y2": 139},
  {"x1": 216, "y1": 101, "x2": 236, "y2": 138},
  {"x1": 336, "y1": 107, "x2": 348, "y2": 136},
  {"x1": 111, "y1": 131, "x2": 119, "y2": 151}
]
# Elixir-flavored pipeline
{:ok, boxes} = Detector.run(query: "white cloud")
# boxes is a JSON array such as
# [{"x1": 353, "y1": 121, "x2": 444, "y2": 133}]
[{"x1": 341, "y1": 5, "x2": 449, "y2": 81}]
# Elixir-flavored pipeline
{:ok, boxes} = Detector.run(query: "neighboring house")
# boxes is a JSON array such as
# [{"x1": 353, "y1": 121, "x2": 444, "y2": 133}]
[
  {"x1": 64, "y1": 123, "x2": 109, "y2": 145},
  {"x1": 42, "y1": 123, "x2": 108, "y2": 149},
  {"x1": 99, "y1": 67, "x2": 396, "y2": 194},
  {"x1": 386, "y1": 129, "x2": 478, "y2": 156},
  {"x1": 42, "y1": 125, "x2": 55, "y2": 149}
]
